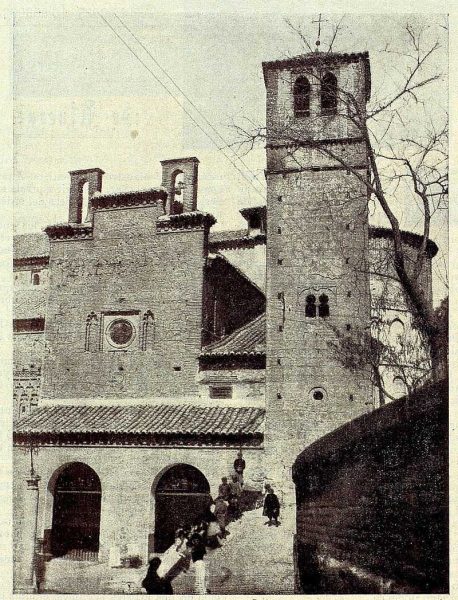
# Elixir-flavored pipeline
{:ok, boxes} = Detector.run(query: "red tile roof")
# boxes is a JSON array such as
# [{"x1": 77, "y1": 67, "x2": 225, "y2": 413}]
[
  {"x1": 202, "y1": 313, "x2": 266, "y2": 356},
  {"x1": 14, "y1": 403, "x2": 265, "y2": 436}
]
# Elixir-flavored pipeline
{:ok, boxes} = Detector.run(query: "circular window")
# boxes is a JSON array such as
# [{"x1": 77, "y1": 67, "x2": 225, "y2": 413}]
[
  {"x1": 107, "y1": 319, "x2": 135, "y2": 348},
  {"x1": 310, "y1": 387, "x2": 326, "y2": 401}
]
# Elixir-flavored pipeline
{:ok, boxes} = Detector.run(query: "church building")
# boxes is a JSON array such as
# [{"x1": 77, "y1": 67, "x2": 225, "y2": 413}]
[{"x1": 13, "y1": 49, "x2": 437, "y2": 592}]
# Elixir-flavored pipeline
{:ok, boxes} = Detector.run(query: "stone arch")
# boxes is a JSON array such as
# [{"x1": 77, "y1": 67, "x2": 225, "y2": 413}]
[
  {"x1": 150, "y1": 464, "x2": 211, "y2": 553},
  {"x1": 44, "y1": 462, "x2": 102, "y2": 560}
]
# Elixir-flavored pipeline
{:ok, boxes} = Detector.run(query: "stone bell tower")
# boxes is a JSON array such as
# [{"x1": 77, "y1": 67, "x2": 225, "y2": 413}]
[{"x1": 263, "y1": 51, "x2": 373, "y2": 486}]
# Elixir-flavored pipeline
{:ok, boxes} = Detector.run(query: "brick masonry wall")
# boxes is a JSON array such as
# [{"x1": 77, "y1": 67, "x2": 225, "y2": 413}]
[
  {"x1": 42, "y1": 203, "x2": 208, "y2": 399},
  {"x1": 12, "y1": 444, "x2": 266, "y2": 590},
  {"x1": 293, "y1": 381, "x2": 448, "y2": 593}
]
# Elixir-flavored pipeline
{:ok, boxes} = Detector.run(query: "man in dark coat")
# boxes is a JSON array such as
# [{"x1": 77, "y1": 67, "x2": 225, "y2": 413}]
[
  {"x1": 263, "y1": 487, "x2": 280, "y2": 526},
  {"x1": 142, "y1": 557, "x2": 174, "y2": 595},
  {"x1": 233, "y1": 451, "x2": 246, "y2": 486}
]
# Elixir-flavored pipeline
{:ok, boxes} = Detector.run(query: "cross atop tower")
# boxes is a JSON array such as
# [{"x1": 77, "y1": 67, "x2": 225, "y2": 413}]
[{"x1": 312, "y1": 14, "x2": 328, "y2": 50}]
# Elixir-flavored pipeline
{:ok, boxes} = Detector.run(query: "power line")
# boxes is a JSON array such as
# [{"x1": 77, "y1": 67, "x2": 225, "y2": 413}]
[
  {"x1": 113, "y1": 13, "x2": 265, "y2": 190},
  {"x1": 99, "y1": 14, "x2": 266, "y2": 201}
]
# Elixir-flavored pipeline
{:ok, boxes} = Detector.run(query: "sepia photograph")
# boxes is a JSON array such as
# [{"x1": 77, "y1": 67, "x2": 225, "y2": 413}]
[{"x1": 11, "y1": 7, "x2": 449, "y2": 595}]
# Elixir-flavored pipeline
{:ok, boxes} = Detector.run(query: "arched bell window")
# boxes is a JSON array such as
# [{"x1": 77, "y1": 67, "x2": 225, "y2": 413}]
[
  {"x1": 293, "y1": 76, "x2": 311, "y2": 117},
  {"x1": 321, "y1": 72, "x2": 338, "y2": 115}
]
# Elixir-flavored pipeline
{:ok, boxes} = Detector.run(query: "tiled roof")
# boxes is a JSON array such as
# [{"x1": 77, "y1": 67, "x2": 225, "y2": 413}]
[
  {"x1": 203, "y1": 313, "x2": 266, "y2": 356},
  {"x1": 209, "y1": 229, "x2": 248, "y2": 243},
  {"x1": 13, "y1": 233, "x2": 49, "y2": 260},
  {"x1": 208, "y1": 230, "x2": 266, "y2": 251},
  {"x1": 14, "y1": 290, "x2": 48, "y2": 319},
  {"x1": 14, "y1": 404, "x2": 265, "y2": 436},
  {"x1": 239, "y1": 205, "x2": 266, "y2": 219}
]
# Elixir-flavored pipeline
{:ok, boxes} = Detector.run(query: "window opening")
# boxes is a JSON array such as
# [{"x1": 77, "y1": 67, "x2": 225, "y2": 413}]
[
  {"x1": 310, "y1": 387, "x2": 326, "y2": 401},
  {"x1": 294, "y1": 76, "x2": 311, "y2": 117},
  {"x1": 209, "y1": 385, "x2": 233, "y2": 399},
  {"x1": 318, "y1": 294, "x2": 330, "y2": 317},
  {"x1": 305, "y1": 295, "x2": 317, "y2": 318},
  {"x1": 171, "y1": 171, "x2": 184, "y2": 215},
  {"x1": 321, "y1": 72, "x2": 338, "y2": 115},
  {"x1": 80, "y1": 180, "x2": 90, "y2": 223},
  {"x1": 32, "y1": 272, "x2": 40, "y2": 286}
]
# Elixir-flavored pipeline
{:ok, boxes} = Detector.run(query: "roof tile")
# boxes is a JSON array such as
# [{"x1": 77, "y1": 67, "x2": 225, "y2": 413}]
[
  {"x1": 203, "y1": 313, "x2": 266, "y2": 356},
  {"x1": 14, "y1": 403, "x2": 265, "y2": 436}
]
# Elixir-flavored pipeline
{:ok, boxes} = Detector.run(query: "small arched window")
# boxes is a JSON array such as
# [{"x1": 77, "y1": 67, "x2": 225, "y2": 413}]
[
  {"x1": 321, "y1": 72, "x2": 338, "y2": 115},
  {"x1": 32, "y1": 273, "x2": 40, "y2": 286},
  {"x1": 293, "y1": 76, "x2": 310, "y2": 117},
  {"x1": 318, "y1": 294, "x2": 330, "y2": 317},
  {"x1": 305, "y1": 295, "x2": 316, "y2": 318}
]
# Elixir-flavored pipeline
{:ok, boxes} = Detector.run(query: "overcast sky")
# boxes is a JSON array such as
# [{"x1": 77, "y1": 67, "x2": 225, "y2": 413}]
[{"x1": 12, "y1": 11, "x2": 448, "y2": 301}]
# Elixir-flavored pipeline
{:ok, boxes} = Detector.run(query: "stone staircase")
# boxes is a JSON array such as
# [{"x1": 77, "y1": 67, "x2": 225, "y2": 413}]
[
  {"x1": 172, "y1": 504, "x2": 295, "y2": 594},
  {"x1": 42, "y1": 498, "x2": 296, "y2": 594}
]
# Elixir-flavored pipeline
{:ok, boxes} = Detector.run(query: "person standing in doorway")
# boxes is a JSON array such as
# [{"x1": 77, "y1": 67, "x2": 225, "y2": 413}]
[{"x1": 233, "y1": 450, "x2": 246, "y2": 487}]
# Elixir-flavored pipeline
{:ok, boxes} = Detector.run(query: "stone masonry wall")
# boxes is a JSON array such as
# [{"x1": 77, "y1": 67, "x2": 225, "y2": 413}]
[
  {"x1": 265, "y1": 167, "x2": 372, "y2": 478},
  {"x1": 293, "y1": 381, "x2": 448, "y2": 593},
  {"x1": 42, "y1": 203, "x2": 207, "y2": 399},
  {"x1": 264, "y1": 55, "x2": 372, "y2": 489}
]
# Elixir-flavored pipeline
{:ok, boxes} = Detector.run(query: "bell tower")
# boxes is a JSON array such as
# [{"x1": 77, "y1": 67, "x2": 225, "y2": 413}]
[{"x1": 263, "y1": 51, "x2": 373, "y2": 486}]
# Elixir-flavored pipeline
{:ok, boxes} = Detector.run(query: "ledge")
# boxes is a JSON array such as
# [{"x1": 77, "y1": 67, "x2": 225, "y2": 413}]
[
  {"x1": 91, "y1": 189, "x2": 166, "y2": 211},
  {"x1": 156, "y1": 211, "x2": 216, "y2": 232},
  {"x1": 44, "y1": 223, "x2": 93, "y2": 241}
]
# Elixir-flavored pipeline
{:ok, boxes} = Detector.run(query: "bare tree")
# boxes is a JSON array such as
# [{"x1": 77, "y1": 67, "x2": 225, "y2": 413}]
[{"x1": 234, "y1": 20, "x2": 448, "y2": 379}]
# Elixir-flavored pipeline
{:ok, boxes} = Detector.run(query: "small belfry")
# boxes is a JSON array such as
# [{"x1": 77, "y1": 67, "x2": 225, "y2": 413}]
[{"x1": 262, "y1": 48, "x2": 372, "y2": 480}]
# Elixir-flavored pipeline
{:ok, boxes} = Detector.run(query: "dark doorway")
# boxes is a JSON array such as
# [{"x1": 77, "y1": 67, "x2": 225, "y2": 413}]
[
  {"x1": 154, "y1": 464, "x2": 211, "y2": 553},
  {"x1": 51, "y1": 463, "x2": 102, "y2": 560}
]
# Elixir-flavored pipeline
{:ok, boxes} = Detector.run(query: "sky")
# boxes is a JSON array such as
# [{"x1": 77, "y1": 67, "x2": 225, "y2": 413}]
[{"x1": 12, "y1": 11, "x2": 448, "y2": 302}]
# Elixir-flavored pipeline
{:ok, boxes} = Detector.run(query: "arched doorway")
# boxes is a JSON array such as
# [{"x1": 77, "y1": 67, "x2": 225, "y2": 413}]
[
  {"x1": 50, "y1": 463, "x2": 102, "y2": 560},
  {"x1": 154, "y1": 464, "x2": 211, "y2": 553}
]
